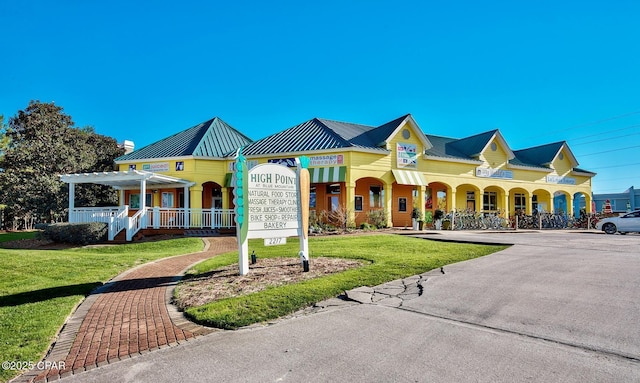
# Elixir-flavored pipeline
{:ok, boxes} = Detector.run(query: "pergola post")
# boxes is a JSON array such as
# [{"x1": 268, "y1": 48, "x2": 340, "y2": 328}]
[
  {"x1": 68, "y1": 182, "x2": 75, "y2": 223},
  {"x1": 140, "y1": 178, "x2": 147, "y2": 228}
]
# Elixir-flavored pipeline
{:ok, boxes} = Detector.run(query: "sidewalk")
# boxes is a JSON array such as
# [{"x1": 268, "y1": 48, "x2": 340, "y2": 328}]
[{"x1": 17, "y1": 237, "x2": 237, "y2": 383}]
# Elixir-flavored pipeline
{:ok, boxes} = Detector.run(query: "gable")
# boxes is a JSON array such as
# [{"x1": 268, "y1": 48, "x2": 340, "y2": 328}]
[{"x1": 480, "y1": 137, "x2": 510, "y2": 168}]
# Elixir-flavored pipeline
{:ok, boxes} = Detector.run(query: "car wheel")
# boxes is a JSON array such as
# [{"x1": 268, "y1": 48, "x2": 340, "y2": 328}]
[{"x1": 603, "y1": 223, "x2": 617, "y2": 235}]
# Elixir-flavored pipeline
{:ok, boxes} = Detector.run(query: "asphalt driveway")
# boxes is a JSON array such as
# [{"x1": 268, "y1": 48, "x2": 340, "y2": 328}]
[{"x1": 58, "y1": 231, "x2": 640, "y2": 383}]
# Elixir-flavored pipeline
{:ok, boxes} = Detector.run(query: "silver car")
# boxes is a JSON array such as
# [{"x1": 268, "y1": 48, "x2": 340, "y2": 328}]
[{"x1": 596, "y1": 210, "x2": 640, "y2": 234}]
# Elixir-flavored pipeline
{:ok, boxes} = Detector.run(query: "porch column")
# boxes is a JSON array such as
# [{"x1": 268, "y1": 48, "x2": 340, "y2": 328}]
[
  {"x1": 184, "y1": 185, "x2": 190, "y2": 229},
  {"x1": 418, "y1": 185, "x2": 426, "y2": 218},
  {"x1": 503, "y1": 192, "x2": 510, "y2": 220},
  {"x1": 450, "y1": 188, "x2": 457, "y2": 212},
  {"x1": 140, "y1": 179, "x2": 147, "y2": 228},
  {"x1": 568, "y1": 194, "x2": 574, "y2": 217},
  {"x1": 190, "y1": 185, "x2": 202, "y2": 229},
  {"x1": 345, "y1": 182, "x2": 355, "y2": 227},
  {"x1": 384, "y1": 181, "x2": 393, "y2": 228},
  {"x1": 528, "y1": 194, "x2": 534, "y2": 215},
  {"x1": 68, "y1": 182, "x2": 75, "y2": 223},
  {"x1": 221, "y1": 187, "x2": 229, "y2": 209},
  {"x1": 119, "y1": 190, "x2": 125, "y2": 207}
]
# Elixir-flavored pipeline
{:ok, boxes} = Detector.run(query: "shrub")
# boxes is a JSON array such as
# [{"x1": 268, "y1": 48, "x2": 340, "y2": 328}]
[
  {"x1": 367, "y1": 210, "x2": 387, "y2": 228},
  {"x1": 41, "y1": 222, "x2": 108, "y2": 245}
]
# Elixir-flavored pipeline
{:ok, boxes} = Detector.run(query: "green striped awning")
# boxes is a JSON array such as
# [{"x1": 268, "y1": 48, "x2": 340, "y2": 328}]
[
  {"x1": 308, "y1": 166, "x2": 347, "y2": 183},
  {"x1": 223, "y1": 173, "x2": 233, "y2": 187},
  {"x1": 391, "y1": 169, "x2": 427, "y2": 186}
]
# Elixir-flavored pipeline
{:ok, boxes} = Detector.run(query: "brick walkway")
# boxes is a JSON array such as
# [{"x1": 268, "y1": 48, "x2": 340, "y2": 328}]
[{"x1": 19, "y1": 237, "x2": 237, "y2": 383}]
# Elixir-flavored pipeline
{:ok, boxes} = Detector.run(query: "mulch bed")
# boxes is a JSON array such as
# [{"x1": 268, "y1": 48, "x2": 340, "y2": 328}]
[{"x1": 174, "y1": 256, "x2": 363, "y2": 310}]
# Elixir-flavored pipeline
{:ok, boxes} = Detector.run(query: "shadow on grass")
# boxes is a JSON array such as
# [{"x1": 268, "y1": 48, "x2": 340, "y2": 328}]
[
  {"x1": 0, "y1": 275, "x2": 184, "y2": 307},
  {"x1": 0, "y1": 282, "x2": 103, "y2": 307}
]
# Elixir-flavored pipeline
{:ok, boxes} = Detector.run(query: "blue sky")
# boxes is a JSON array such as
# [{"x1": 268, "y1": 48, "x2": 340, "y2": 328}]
[{"x1": 1, "y1": 0, "x2": 638, "y2": 194}]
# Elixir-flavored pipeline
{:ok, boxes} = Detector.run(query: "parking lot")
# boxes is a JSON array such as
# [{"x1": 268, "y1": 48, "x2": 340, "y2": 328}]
[{"x1": 62, "y1": 230, "x2": 640, "y2": 383}]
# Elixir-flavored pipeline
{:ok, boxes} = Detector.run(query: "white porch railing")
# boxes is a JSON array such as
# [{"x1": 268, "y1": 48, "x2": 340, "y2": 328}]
[
  {"x1": 146, "y1": 207, "x2": 235, "y2": 229},
  {"x1": 69, "y1": 206, "x2": 129, "y2": 241},
  {"x1": 69, "y1": 206, "x2": 121, "y2": 224},
  {"x1": 127, "y1": 208, "x2": 147, "y2": 241},
  {"x1": 69, "y1": 206, "x2": 236, "y2": 241}
]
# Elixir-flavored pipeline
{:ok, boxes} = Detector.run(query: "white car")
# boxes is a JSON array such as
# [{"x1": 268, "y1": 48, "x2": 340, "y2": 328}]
[{"x1": 596, "y1": 210, "x2": 640, "y2": 235}]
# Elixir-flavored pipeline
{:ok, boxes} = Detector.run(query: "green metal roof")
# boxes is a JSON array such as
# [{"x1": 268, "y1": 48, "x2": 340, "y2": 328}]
[
  {"x1": 116, "y1": 117, "x2": 252, "y2": 161},
  {"x1": 242, "y1": 115, "x2": 414, "y2": 156}
]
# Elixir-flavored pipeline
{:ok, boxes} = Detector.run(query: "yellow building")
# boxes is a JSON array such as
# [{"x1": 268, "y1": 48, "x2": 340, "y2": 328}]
[
  {"x1": 62, "y1": 114, "x2": 595, "y2": 239},
  {"x1": 240, "y1": 114, "x2": 594, "y2": 227}
]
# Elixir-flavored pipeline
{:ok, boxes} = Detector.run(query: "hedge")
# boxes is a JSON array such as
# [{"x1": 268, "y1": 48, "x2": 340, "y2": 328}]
[{"x1": 40, "y1": 222, "x2": 108, "y2": 245}]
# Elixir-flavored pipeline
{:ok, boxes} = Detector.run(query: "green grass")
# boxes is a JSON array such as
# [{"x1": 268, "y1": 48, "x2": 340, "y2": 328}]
[
  {"x1": 0, "y1": 237, "x2": 204, "y2": 383},
  {"x1": 181, "y1": 234, "x2": 507, "y2": 330},
  {"x1": 0, "y1": 231, "x2": 39, "y2": 243}
]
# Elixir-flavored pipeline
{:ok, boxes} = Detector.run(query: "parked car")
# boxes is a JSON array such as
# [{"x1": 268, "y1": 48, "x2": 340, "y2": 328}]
[{"x1": 596, "y1": 210, "x2": 640, "y2": 234}]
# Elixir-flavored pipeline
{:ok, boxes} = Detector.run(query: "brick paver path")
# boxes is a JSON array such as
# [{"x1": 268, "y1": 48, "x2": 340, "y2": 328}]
[{"x1": 21, "y1": 237, "x2": 236, "y2": 383}]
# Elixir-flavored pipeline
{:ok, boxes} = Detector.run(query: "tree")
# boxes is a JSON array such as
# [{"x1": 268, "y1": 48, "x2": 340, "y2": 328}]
[{"x1": 0, "y1": 101, "x2": 124, "y2": 227}]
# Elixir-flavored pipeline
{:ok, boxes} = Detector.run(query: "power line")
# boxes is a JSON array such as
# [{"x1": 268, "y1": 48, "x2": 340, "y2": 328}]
[
  {"x1": 576, "y1": 144, "x2": 640, "y2": 157},
  {"x1": 571, "y1": 131, "x2": 640, "y2": 146},
  {"x1": 589, "y1": 161, "x2": 640, "y2": 170},
  {"x1": 570, "y1": 124, "x2": 640, "y2": 143},
  {"x1": 578, "y1": 145, "x2": 640, "y2": 157},
  {"x1": 523, "y1": 109, "x2": 640, "y2": 140}
]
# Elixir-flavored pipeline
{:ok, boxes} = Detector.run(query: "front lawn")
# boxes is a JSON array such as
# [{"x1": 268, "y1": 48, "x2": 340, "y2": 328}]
[
  {"x1": 0, "y1": 231, "x2": 38, "y2": 243},
  {"x1": 0, "y1": 237, "x2": 204, "y2": 383},
  {"x1": 180, "y1": 234, "x2": 507, "y2": 330}
]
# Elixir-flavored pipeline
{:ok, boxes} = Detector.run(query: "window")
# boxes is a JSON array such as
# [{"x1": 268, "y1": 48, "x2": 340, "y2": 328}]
[
  {"x1": 514, "y1": 193, "x2": 526, "y2": 212},
  {"x1": 310, "y1": 186, "x2": 316, "y2": 208},
  {"x1": 328, "y1": 196, "x2": 339, "y2": 212},
  {"x1": 354, "y1": 196, "x2": 363, "y2": 212},
  {"x1": 370, "y1": 186, "x2": 383, "y2": 208},
  {"x1": 161, "y1": 192, "x2": 174, "y2": 208},
  {"x1": 483, "y1": 192, "x2": 497, "y2": 211},
  {"x1": 326, "y1": 184, "x2": 341, "y2": 194},
  {"x1": 398, "y1": 197, "x2": 407, "y2": 212},
  {"x1": 129, "y1": 193, "x2": 152, "y2": 209}
]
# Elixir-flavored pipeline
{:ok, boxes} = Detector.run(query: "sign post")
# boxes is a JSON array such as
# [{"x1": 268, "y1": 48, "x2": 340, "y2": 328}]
[{"x1": 233, "y1": 151, "x2": 310, "y2": 275}]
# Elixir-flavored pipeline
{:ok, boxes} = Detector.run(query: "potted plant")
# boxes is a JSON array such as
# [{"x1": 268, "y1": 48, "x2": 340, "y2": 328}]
[
  {"x1": 433, "y1": 209, "x2": 444, "y2": 230},
  {"x1": 411, "y1": 207, "x2": 420, "y2": 230}
]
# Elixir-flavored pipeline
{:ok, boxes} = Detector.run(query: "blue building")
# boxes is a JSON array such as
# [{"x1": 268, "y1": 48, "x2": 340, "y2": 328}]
[{"x1": 592, "y1": 186, "x2": 639, "y2": 213}]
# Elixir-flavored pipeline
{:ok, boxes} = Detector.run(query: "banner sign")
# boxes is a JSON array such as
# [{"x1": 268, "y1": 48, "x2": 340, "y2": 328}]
[
  {"x1": 397, "y1": 143, "x2": 417, "y2": 168},
  {"x1": 475, "y1": 168, "x2": 514, "y2": 179},
  {"x1": 142, "y1": 163, "x2": 169, "y2": 172},
  {"x1": 546, "y1": 175, "x2": 576, "y2": 185},
  {"x1": 309, "y1": 154, "x2": 344, "y2": 166}
]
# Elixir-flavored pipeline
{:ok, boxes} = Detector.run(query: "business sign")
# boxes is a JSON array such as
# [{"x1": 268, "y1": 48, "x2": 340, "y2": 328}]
[
  {"x1": 546, "y1": 175, "x2": 576, "y2": 185},
  {"x1": 309, "y1": 154, "x2": 344, "y2": 166},
  {"x1": 246, "y1": 164, "x2": 299, "y2": 239},
  {"x1": 475, "y1": 167, "x2": 514, "y2": 179},
  {"x1": 233, "y1": 153, "x2": 310, "y2": 275},
  {"x1": 397, "y1": 143, "x2": 417, "y2": 168},
  {"x1": 142, "y1": 162, "x2": 170, "y2": 172}
]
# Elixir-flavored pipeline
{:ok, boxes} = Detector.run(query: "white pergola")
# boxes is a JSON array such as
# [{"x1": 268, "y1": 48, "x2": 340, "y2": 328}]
[{"x1": 60, "y1": 170, "x2": 195, "y2": 212}]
